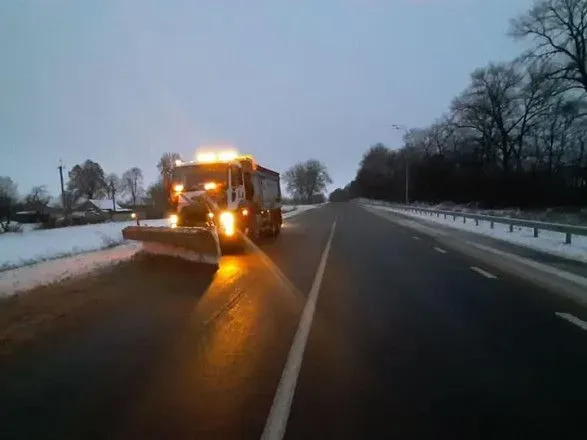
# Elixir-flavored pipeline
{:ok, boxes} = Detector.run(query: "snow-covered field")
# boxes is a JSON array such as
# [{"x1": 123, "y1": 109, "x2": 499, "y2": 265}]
[
  {"x1": 373, "y1": 205, "x2": 587, "y2": 263},
  {"x1": 0, "y1": 204, "x2": 320, "y2": 297},
  {"x1": 0, "y1": 219, "x2": 168, "y2": 271}
]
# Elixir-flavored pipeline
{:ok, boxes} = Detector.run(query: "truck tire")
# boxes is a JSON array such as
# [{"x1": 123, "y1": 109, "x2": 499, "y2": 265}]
[
  {"x1": 272, "y1": 220, "x2": 281, "y2": 237},
  {"x1": 246, "y1": 215, "x2": 261, "y2": 242}
]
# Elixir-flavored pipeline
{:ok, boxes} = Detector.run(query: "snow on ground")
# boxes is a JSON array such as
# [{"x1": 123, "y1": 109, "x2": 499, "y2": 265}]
[
  {"x1": 282, "y1": 204, "x2": 319, "y2": 219},
  {"x1": 373, "y1": 205, "x2": 587, "y2": 263},
  {"x1": 408, "y1": 201, "x2": 587, "y2": 226},
  {"x1": 0, "y1": 243, "x2": 141, "y2": 298},
  {"x1": 0, "y1": 204, "x2": 321, "y2": 297},
  {"x1": 0, "y1": 219, "x2": 168, "y2": 272}
]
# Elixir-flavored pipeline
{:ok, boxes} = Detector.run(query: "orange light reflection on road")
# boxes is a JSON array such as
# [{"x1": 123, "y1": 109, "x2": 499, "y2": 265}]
[{"x1": 196, "y1": 254, "x2": 267, "y2": 388}]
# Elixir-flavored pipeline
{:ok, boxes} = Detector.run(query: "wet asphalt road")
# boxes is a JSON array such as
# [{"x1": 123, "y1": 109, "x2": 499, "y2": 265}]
[{"x1": 1, "y1": 202, "x2": 587, "y2": 439}]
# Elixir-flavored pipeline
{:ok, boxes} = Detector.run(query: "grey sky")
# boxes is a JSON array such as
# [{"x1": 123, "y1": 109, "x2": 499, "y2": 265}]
[{"x1": 1, "y1": 0, "x2": 532, "y2": 198}]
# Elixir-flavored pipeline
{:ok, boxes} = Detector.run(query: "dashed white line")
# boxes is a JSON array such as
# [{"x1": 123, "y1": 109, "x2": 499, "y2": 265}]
[
  {"x1": 412, "y1": 236, "x2": 421, "y2": 240},
  {"x1": 470, "y1": 266, "x2": 498, "y2": 279},
  {"x1": 555, "y1": 312, "x2": 587, "y2": 331},
  {"x1": 434, "y1": 247, "x2": 448, "y2": 254},
  {"x1": 261, "y1": 219, "x2": 337, "y2": 440}
]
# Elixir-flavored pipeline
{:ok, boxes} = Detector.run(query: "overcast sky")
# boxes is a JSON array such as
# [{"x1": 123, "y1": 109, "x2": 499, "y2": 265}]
[{"x1": 1, "y1": 0, "x2": 532, "y2": 198}]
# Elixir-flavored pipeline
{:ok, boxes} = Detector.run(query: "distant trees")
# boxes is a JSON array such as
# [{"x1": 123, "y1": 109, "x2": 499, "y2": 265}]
[
  {"x1": 67, "y1": 160, "x2": 107, "y2": 200},
  {"x1": 329, "y1": 188, "x2": 351, "y2": 202},
  {"x1": 351, "y1": 0, "x2": 587, "y2": 208},
  {"x1": 0, "y1": 176, "x2": 18, "y2": 231},
  {"x1": 121, "y1": 167, "x2": 144, "y2": 206},
  {"x1": 157, "y1": 152, "x2": 181, "y2": 183},
  {"x1": 64, "y1": 161, "x2": 146, "y2": 207},
  {"x1": 283, "y1": 159, "x2": 332, "y2": 204},
  {"x1": 144, "y1": 180, "x2": 169, "y2": 214},
  {"x1": 24, "y1": 185, "x2": 51, "y2": 213},
  {"x1": 105, "y1": 173, "x2": 122, "y2": 199}
]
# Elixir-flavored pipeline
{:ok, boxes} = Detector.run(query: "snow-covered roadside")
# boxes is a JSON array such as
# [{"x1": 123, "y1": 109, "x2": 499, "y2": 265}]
[
  {"x1": 0, "y1": 204, "x2": 321, "y2": 297},
  {"x1": 0, "y1": 219, "x2": 168, "y2": 271},
  {"x1": 282, "y1": 204, "x2": 319, "y2": 219},
  {"x1": 0, "y1": 244, "x2": 141, "y2": 298},
  {"x1": 374, "y1": 205, "x2": 587, "y2": 263}
]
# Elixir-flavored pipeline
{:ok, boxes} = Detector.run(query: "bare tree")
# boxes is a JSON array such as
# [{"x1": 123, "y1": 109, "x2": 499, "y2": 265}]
[
  {"x1": 157, "y1": 152, "x2": 181, "y2": 183},
  {"x1": 105, "y1": 174, "x2": 122, "y2": 198},
  {"x1": 122, "y1": 167, "x2": 144, "y2": 206},
  {"x1": 510, "y1": 0, "x2": 587, "y2": 94},
  {"x1": 283, "y1": 159, "x2": 332, "y2": 203},
  {"x1": 24, "y1": 185, "x2": 51, "y2": 213}
]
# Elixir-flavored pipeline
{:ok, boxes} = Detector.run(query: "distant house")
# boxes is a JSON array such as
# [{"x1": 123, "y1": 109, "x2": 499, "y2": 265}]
[
  {"x1": 77, "y1": 199, "x2": 134, "y2": 222},
  {"x1": 14, "y1": 205, "x2": 63, "y2": 224}
]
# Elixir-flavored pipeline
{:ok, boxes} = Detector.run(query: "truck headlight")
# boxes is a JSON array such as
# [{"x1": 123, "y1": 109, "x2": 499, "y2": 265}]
[
  {"x1": 169, "y1": 214, "x2": 179, "y2": 228},
  {"x1": 219, "y1": 211, "x2": 235, "y2": 237}
]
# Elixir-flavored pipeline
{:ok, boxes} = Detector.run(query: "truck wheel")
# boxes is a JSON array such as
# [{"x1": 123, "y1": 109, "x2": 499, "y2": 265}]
[
  {"x1": 246, "y1": 217, "x2": 261, "y2": 242},
  {"x1": 272, "y1": 221, "x2": 281, "y2": 237}
]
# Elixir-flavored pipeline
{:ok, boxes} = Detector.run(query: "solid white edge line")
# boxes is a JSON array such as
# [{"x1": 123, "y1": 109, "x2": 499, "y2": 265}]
[
  {"x1": 261, "y1": 219, "x2": 337, "y2": 440},
  {"x1": 470, "y1": 266, "x2": 498, "y2": 279},
  {"x1": 555, "y1": 312, "x2": 587, "y2": 332},
  {"x1": 434, "y1": 247, "x2": 448, "y2": 254}
]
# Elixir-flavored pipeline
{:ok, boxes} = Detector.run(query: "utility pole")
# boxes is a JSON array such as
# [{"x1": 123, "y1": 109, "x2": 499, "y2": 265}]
[
  {"x1": 58, "y1": 161, "x2": 66, "y2": 211},
  {"x1": 391, "y1": 124, "x2": 410, "y2": 204},
  {"x1": 110, "y1": 181, "x2": 116, "y2": 211}
]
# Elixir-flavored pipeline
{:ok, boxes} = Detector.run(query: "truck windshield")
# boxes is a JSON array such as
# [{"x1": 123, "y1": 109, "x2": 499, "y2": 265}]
[{"x1": 172, "y1": 164, "x2": 228, "y2": 189}]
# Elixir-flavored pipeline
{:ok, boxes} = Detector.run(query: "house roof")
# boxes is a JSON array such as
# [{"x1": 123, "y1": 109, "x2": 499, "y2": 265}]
[{"x1": 87, "y1": 199, "x2": 132, "y2": 212}]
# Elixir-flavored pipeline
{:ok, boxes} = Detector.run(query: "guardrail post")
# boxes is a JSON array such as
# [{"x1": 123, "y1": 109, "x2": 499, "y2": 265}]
[
  {"x1": 490, "y1": 221, "x2": 494, "y2": 229},
  {"x1": 453, "y1": 214, "x2": 456, "y2": 221},
  {"x1": 565, "y1": 233, "x2": 572, "y2": 244},
  {"x1": 463, "y1": 216, "x2": 466, "y2": 224},
  {"x1": 475, "y1": 218, "x2": 479, "y2": 226},
  {"x1": 444, "y1": 213, "x2": 447, "y2": 219},
  {"x1": 509, "y1": 224, "x2": 514, "y2": 233},
  {"x1": 533, "y1": 228, "x2": 538, "y2": 238}
]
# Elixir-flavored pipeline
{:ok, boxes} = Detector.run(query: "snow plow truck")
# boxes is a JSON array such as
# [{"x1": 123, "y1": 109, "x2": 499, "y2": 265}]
[{"x1": 122, "y1": 150, "x2": 282, "y2": 267}]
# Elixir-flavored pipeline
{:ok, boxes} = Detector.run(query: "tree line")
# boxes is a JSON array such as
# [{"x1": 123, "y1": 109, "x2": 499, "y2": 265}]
[
  {"x1": 332, "y1": 0, "x2": 587, "y2": 208},
  {"x1": 0, "y1": 161, "x2": 150, "y2": 230}
]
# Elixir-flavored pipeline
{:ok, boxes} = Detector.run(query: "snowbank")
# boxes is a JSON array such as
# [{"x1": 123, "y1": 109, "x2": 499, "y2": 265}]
[
  {"x1": 375, "y1": 205, "x2": 587, "y2": 263},
  {"x1": 0, "y1": 244, "x2": 141, "y2": 298},
  {"x1": 282, "y1": 204, "x2": 320, "y2": 219},
  {"x1": 0, "y1": 219, "x2": 168, "y2": 271}
]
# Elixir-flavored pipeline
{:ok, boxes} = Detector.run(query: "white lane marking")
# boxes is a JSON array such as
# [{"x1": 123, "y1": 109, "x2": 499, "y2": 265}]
[
  {"x1": 555, "y1": 313, "x2": 587, "y2": 332},
  {"x1": 434, "y1": 246, "x2": 448, "y2": 254},
  {"x1": 470, "y1": 266, "x2": 498, "y2": 279},
  {"x1": 261, "y1": 220, "x2": 337, "y2": 440},
  {"x1": 412, "y1": 236, "x2": 421, "y2": 240},
  {"x1": 466, "y1": 241, "x2": 587, "y2": 289}
]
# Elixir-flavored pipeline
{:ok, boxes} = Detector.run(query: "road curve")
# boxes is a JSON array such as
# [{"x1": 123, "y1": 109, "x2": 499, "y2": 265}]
[{"x1": 1, "y1": 202, "x2": 586, "y2": 439}]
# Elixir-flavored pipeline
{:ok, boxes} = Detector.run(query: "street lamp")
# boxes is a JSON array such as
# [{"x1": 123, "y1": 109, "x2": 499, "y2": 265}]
[{"x1": 391, "y1": 124, "x2": 410, "y2": 204}]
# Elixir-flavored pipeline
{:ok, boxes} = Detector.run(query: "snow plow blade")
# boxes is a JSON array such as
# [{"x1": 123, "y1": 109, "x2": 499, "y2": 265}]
[{"x1": 122, "y1": 226, "x2": 221, "y2": 266}]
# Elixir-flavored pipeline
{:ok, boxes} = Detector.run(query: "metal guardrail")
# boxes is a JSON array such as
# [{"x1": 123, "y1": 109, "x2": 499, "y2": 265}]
[{"x1": 375, "y1": 202, "x2": 587, "y2": 245}]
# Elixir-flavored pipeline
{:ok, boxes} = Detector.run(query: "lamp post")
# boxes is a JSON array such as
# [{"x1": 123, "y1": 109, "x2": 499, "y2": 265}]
[{"x1": 391, "y1": 124, "x2": 410, "y2": 204}]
